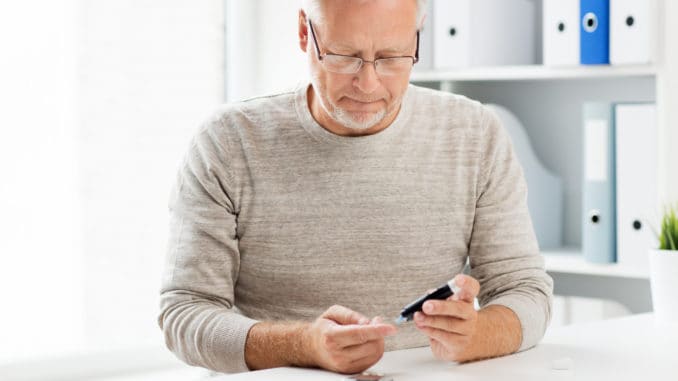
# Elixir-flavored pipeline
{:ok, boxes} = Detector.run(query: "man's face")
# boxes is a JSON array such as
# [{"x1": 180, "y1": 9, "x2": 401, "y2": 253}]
[{"x1": 301, "y1": 0, "x2": 418, "y2": 134}]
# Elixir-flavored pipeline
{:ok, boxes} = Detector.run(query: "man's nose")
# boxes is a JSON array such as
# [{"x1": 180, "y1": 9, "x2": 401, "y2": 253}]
[{"x1": 353, "y1": 61, "x2": 381, "y2": 94}]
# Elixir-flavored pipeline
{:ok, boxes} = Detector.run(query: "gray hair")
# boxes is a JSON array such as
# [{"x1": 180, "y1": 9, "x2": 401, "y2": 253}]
[{"x1": 303, "y1": 0, "x2": 428, "y2": 29}]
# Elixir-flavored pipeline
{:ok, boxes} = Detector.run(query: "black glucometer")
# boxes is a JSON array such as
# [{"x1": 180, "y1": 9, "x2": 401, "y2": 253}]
[{"x1": 395, "y1": 279, "x2": 460, "y2": 324}]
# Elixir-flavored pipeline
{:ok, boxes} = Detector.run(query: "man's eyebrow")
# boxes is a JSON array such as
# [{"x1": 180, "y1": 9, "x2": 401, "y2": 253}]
[{"x1": 327, "y1": 42, "x2": 411, "y2": 55}]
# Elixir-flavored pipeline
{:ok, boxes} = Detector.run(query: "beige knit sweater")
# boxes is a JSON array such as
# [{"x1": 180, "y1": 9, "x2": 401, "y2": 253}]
[{"x1": 158, "y1": 82, "x2": 553, "y2": 373}]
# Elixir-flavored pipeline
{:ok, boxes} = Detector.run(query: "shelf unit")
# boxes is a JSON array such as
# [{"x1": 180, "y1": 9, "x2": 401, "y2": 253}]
[
  {"x1": 411, "y1": 65, "x2": 659, "y2": 281},
  {"x1": 411, "y1": 64, "x2": 657, "y2": 83},
  {"x1": 542, "y1": 249, "x2": 649, "y2": 279},
  {"x1": 542, "y1": 247, "x2": 653, "y2": 314},
  {"x1": 407, "y1": 0, "x2": 678, "y2": 313},
  {"x1": 410, "y1": 63, "x2": 665, "y2": 311}
]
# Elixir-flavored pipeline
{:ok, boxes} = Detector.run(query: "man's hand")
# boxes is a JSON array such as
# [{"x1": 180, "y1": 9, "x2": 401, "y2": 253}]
[
  {"x1": 244, "y1": 305, "x2": 396, "y2": 373},
  {"x1": 304, "y1": 305, "x2": 397, "y2": 374},
  {"x1": 413, "y1": 274, "x2": 523, "y2": 363},
  {"x1": 413, "y1": 274, "x2": 480, "y2": 362}
]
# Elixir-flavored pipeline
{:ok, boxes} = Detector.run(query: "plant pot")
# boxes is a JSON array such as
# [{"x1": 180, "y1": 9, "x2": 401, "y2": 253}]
[{"x1": 648, "y1": 249, "x2": 678, "y2": 322}]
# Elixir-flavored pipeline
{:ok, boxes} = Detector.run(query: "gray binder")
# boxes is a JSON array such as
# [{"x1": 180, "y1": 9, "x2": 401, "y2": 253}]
[{"x1": 582, "y1": 103, "x2": 616, "y2": 263}]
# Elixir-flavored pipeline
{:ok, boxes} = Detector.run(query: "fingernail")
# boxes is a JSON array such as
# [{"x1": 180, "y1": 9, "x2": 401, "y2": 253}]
[
  {"x1": 424, "y1": 302, "x2": 434, "y2": 313},
  {"x1": 414, "y1": 312, "x2": 424, "y2": 321},
  {"x1": 456, "y1": 276, "x2": 465, "y2": 286},
  {"x1": 358, "y1": 317, "x2": 369, "y2": 325}
]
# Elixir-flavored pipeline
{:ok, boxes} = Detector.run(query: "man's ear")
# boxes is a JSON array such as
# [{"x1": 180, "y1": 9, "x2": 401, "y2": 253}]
[{"x1": 298, "y1": 9, "x2": 309, "y2": 53}]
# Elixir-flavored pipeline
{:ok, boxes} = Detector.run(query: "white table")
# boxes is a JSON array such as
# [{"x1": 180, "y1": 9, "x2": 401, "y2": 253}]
[{"x1": 216, "y1": 314, "x2": 677, "y2": 381}]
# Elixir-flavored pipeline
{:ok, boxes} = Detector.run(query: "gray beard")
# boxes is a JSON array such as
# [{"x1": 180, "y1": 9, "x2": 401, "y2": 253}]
[
  {"x1": 309, "y1": 72, "x2": 395, "y2": 132},
  {"x1": 330, "y1": 104, "x2": 387, "y2": 131}
]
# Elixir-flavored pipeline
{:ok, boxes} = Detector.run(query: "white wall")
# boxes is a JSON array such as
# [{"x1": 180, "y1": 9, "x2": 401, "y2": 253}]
[
  {"x1": 256, "y1": 0, "x2": 308, "y2": 95},
  {"x1": 226, "y1": 0, "x2": 307, "y2": 101},
  {"x1": 77, "y1": 0, "x2": 225, "y2": 349},
  {"x1": 0, "y1": 0, "x2": 225, "y2": 363},
  {"x1": 0, "y1": 0, "x2": 84, "y2": 362}
]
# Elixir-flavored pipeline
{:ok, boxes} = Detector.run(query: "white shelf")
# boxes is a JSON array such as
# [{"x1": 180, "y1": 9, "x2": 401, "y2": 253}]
[
  {"x1": 542, "y1": 248, "x2": 649, "y2": 279},
  {"x1": 410, "y1": 64, "x2": 657, "y2": 82}
]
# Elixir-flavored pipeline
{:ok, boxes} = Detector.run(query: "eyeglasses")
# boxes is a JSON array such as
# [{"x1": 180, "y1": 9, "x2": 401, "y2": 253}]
[{"x1": 308, "y1": 19, "x2": 419, "y2": 76}]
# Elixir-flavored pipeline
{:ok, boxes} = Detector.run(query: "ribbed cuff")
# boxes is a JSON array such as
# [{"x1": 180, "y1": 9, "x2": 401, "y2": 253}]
[
  {"x1": 206, "y1": 311, "x2": 259, "y2": 373},
  {"x1": 485, "y1": 294, "x2": 548, "y2": 352}
]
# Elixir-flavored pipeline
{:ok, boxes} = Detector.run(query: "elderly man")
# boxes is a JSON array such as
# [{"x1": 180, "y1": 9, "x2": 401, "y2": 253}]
[{"x1": 158, "y1": 0, "x2": 553, "y2": 375}]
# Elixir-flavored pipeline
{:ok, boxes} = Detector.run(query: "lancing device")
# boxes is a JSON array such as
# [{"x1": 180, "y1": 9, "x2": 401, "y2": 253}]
[{"x1": 394, "y1": 279, "x2": 461, "y2": 324}]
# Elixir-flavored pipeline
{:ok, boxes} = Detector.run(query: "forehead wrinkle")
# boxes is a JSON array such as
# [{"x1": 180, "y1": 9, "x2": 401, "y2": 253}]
[{"x1": 319, "y1": 27, "x2": 415, "y2": 55}]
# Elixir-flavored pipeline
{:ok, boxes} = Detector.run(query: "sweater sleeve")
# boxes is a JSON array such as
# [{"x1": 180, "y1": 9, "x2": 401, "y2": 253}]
[
  {"x1": 158, "y1": 116, "x2": 258, "y2": 374},
  {"x1": 468, "y1": 107, "x2": 554, "y2": 352}
]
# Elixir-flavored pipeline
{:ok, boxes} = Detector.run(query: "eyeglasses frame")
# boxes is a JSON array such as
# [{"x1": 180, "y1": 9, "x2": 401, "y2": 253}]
[{"x1": 307, "y1": 18, "x2": 420, "y2": 76}]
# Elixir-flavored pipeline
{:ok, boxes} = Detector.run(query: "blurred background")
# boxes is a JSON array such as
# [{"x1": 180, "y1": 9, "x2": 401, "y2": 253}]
[
  {"x1": 0, "y1": 1, "x2": 310, "y2": 379},
  {"x1": 1, "y1": 0, "x2": 675, "y2": 380}
]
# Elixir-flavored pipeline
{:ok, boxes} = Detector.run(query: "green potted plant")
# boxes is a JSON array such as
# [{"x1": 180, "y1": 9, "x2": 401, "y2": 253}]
[{"x1": 649, "y1": 204, "x2": 678, "y2": 322}]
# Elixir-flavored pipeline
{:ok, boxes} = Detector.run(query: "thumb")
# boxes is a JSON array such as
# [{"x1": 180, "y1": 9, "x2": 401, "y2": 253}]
[{"x1": 323, "y1": 305, "x2": 370, "y2": 325}]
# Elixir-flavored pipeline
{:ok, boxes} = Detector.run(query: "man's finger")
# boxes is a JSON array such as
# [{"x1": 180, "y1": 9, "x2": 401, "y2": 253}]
[
  {"x1": 452, "y1": 274, "x2": 480, "y2": 303},
  {"x1": 414, "y1": 311, "x2": 470, "y2": 334},
  {"x1": 343, "y1": 339, "x2": 383, "y2": 361},
  {"x1": 450, "y1": 288, "x2": 475, "y2": 303},
  {"x1": 417, "y1": 325, "x2": 463, "y2": 349},
  {"x1": 324, "y1": 304, "x2": 369, "y2": 325},
  {"x1": 422, "y1": 299, "x2": 473, "y2": 319},
  {"x1": 346, "y1": 351, "x2": 383, "y2": 375},
  {"x1": 331, "y1": 323, "x2": 396, "y2": 347},
  {"x1": 347, "y1": 342, "x2": 385, "y2": 371}
]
